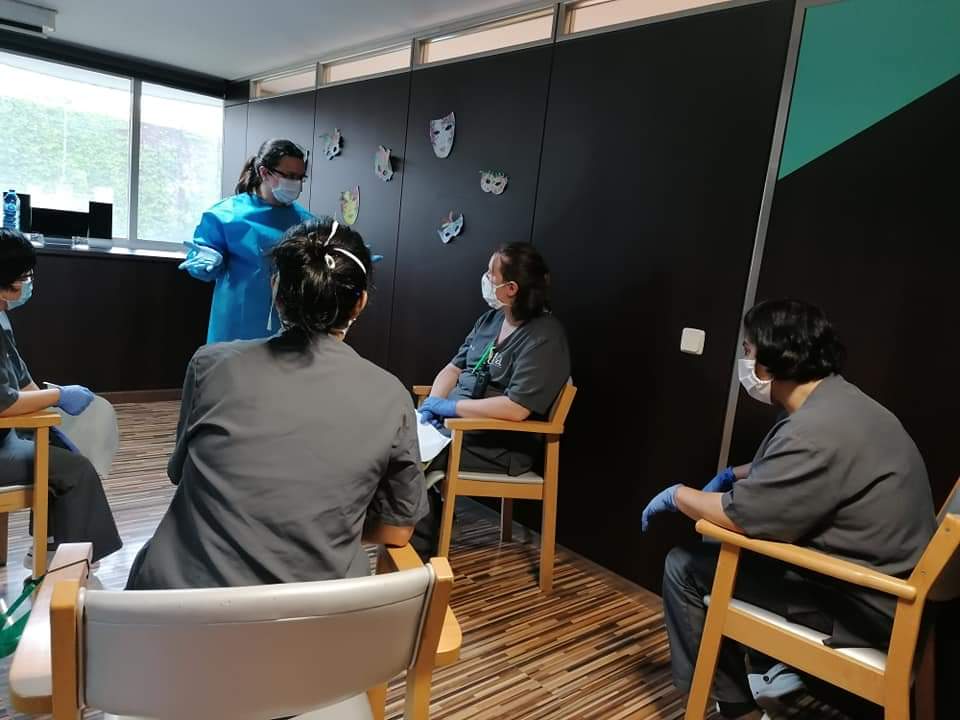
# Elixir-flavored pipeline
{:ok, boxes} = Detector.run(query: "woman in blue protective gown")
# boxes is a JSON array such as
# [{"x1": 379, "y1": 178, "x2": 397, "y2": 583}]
[{"x1": 180, "y1": 138, "x2": 314, "y2": 343}]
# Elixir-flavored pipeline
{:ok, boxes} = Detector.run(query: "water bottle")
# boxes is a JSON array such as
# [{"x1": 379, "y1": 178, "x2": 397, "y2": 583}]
[{"x1": 2, "y1": 190, "x2": 19, "y2": 231}]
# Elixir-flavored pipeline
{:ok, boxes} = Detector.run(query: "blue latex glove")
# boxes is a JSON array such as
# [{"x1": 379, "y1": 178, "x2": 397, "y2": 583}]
[
  {"x1": 420, "y1": 396, "x2": 458, "y2": 420},
  {"x1": 702, "y1": 467, "x2": 736, "y2": 493},
  {"x1": 641, "y1": 484, "x2": 680, "y2": 532},
  {"x1": 418, "y1": 408, "x2": 444, "y2": 429},
  {"x1": 55, "y1": 385, "x2": 95, "y2": 416},
  {"x1": 179, "y1": 240, "x2": 223, "y2": 278},
  {"x1": 365, "y1": 244, "x2": 384, "y2": 264}
]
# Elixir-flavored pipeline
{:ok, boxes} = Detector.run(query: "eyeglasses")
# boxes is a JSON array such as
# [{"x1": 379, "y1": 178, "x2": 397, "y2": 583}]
[{"x1": 268, "y1": 168, "x2": 308, "y2": 182}]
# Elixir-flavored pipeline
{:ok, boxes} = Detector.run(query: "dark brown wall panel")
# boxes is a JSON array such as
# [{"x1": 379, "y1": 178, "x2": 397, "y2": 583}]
[
  {"x1": 13, "y1": 251, "x2": 211, "y2": 392},
  {"x1": 221, "y1": 103, "x2": 249, "y2": 198},
  {"x1": 531, "y1": 1, "x2": 795, "y2": 590},
  {"x1": 388, "y1": 46, "x2": 554, "y2": 387},
  {"x1": 245, "y1": 91, "x2": 318, "y2": 205},
  {"x1": 729, "y1": 73, "x2": 960, "y2": 509},
  {"x1": 309, "y1": 73, "x2": 412, "y2": 367}
]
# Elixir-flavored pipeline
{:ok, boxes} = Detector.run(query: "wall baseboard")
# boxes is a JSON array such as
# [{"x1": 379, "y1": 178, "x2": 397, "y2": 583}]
[{"x1": 101, "y1": 389, "x2": 181, "y2": 404}]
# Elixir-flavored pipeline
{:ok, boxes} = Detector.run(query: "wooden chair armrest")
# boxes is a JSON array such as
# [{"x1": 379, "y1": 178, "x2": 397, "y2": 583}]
[
  {"x1": 0, "y1": 410, "x2": 61, "y2": 430},
  {"x1": 695, "y1": 520, "x2": 917, "y2": 601},
  {"x1": 379, "y1": 544, "x2": 462, "y2": 666},
  {"x1": 382, "y1": 543, "x2": 424, "y2": 572},
  {"x1": 9, "y1": 542, "x2": 93, "y2": 714},
  {"x1": 412, "y1": 385, "x2": 433, "y2": 400},
  {"x1": 444, "y1": 417, "x2": 559, "y2": 434}
]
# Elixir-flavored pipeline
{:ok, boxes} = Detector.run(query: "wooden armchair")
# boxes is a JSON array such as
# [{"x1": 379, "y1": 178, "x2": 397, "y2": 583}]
[
  {"x1": 9, "y1": 543, "x2": 462, "y2": 720},
  {"x1": 413, "y1": 382, "x2": 577, "y2": 593},
  {"x1": 0, "y1": 410, "x2": 60, "y2": 578},
  {"x1": 683, "y1": 476, "x2": 960, "y2": 720}
]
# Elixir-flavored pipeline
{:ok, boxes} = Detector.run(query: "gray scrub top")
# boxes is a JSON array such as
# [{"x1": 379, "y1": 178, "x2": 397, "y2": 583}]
[
  {"x1": 128, "y1": 332, "x2": 428, "y2": 589},
  {"x1": 0, "y1": 312, "x2": 32, "y2": 441},
  {"x1": 723, "y1": 374, "x2": 936, "y2": 628},
  {"x1": 449, "y1": 309, "x2": 571, "y2": 417}
]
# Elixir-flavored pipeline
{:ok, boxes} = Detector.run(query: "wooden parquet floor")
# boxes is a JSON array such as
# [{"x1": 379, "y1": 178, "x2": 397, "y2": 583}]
[{"x1": 0, "y1": 403, "x2": 850, "y2": 720}]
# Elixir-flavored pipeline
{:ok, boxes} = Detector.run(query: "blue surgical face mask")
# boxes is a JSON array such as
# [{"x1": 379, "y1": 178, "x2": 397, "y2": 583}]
[
  {"x1": 270, "y1": 177, "x2": 302, "y2": 205},
  {"x1": 7, "y1": 278, "x2": 32, "y2": 310}
]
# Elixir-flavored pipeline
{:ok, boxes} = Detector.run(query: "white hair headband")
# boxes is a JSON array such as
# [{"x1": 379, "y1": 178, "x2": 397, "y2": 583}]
[{"x1": 323, "y1": 220, "x2": 367, "y2": 275}]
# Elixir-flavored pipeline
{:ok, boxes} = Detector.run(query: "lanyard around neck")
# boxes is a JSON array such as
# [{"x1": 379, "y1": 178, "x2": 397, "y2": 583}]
[{"x1": 472, "y1": 340, "x2": 495, "y2": 373}]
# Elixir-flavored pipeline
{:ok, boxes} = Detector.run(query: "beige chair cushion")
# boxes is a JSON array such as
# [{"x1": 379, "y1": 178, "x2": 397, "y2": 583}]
[
  {"x1": 708, "y1": 596, "x2": 888, "y2": 672},
  {"x1": 0, "y1": 484, "x2": 30, "y2": 494},
  {"x1": 460, "y1": 470, "x2": 543, "y2": 484},
  {"x1": 428, "y1": 470, "x2": 543, "y2": 486}
]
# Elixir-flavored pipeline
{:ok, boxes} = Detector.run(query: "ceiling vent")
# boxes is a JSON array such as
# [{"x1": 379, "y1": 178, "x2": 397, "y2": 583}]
[{"x1": 0, "y1": 0, "x2": 56, "y2": 38}]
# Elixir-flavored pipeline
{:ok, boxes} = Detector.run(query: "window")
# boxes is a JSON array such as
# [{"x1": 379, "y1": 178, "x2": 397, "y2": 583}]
[
  {"x1": 322, "y1": 45, "x2": 411, "y2": 85},
  {"x1": 418, "y1": 8, "x2": 555, "y2": 65},
  {"x1": 0, "y1": 51, "x2": 132, "y2": 237},
  {"x1": 251, "y1": 66, "x2": 317, "y2": 99},
  {"x1": 138, "y1": 84, "x2": 223, "y2": 243},
  {"x1": 562, "y1": 0, "x2": 731, "y2": 34}
]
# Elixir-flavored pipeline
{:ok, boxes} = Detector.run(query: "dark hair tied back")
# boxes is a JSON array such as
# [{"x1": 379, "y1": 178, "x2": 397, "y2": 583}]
[
  {"x1": 744, "y1": 299, "x2": 846, "y2": 382},
  {"x1": 271, "y1": 217, "x2": 371, "y2": 338},
  {"x1": 498, "y1": 242, "x2": 551, "y2": 323},
  {"x1": 235, "y1": 138, "x2": 307, "y2": 195}
]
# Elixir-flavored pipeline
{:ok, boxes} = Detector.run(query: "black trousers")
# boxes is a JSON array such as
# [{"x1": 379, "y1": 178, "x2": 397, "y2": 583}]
[
  {"x1": 662, "y1": 543, "x2": 892, "y2": 707},
  {"x1": 0, "y1": 430, "x2": 122, "y2": 562}
]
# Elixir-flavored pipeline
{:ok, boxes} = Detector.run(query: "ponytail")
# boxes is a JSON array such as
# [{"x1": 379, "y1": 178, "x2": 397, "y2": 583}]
[
  {"x1": 235, "y1": 138, "x2": 307, "y2": 196},
  {"x1": 234, "y1": 156, "x2": 260, "y2": 195},
  {"x1": 271, "y1": 218, "x2": 372, "y2": 339}
]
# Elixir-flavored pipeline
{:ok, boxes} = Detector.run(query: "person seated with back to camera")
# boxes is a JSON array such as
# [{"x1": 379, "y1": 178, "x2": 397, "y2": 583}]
[
  {"x1": 414, "y1": 242, "x2": 571, "y2": 556},
  {"x1": 126, "y1": 219, "x2": 428, "y2": 589},
  {"x1": 641, "y1": 299, "x2": 936, "y2": 720},
  {"x1": 0, "y1": 229, "x2": 122, "y2": 569}
]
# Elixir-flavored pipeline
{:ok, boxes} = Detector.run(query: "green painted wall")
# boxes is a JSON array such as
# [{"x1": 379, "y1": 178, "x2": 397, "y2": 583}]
[{"x1": 779, "y1": 0, "x2": 960, "y2": 178}]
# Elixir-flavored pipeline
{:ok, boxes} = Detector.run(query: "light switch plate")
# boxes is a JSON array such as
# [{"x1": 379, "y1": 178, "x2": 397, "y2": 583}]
[{"x1": 680, "y1": 327, "x2": 706, "y2": 355}]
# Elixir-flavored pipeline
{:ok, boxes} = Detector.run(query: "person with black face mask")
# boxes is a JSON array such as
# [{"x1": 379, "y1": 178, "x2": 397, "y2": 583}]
[
  {"x1": 642, "y1": 299, "x2": 936, "y2": 720},
  {"x1": 0, "y1": 229, "x2": 122, "y2": 569}
]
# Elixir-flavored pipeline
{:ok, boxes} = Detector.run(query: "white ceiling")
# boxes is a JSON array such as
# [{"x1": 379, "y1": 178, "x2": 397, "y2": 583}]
[{"x1": 38, "y1": 0, "x2": 533, "y2": 80}]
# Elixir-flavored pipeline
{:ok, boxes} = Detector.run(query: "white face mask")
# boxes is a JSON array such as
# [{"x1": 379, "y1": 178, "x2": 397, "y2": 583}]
[
  {"x1": 738, "y1": 358, "x2": 773, "y2": 405},
  {"x1": 270, "y1": 177, "x2": 302, "y2": 205},
  {"x1": 481, "y1": 272, "x2": 507, "y2": 310}
]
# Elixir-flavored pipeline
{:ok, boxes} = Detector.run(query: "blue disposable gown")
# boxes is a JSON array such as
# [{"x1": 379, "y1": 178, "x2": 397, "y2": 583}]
[{"x1": 189, "y1": 193, "x2": 313, "y2": 343}]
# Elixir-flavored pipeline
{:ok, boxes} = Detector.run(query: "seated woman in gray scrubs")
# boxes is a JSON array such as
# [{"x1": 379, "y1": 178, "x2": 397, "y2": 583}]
[
  {"x1": 642, "y1": 299, "x2": 936, "y2": 720},
  {"x1": 127, "y1": 219, "x2": 428, "y2": 589},
  {"x1": 415, "y1": 243, "x2": 571, "y2": 553},
  {"x1": 0, "y1": 229, "x2": 122, "y2": 566}
]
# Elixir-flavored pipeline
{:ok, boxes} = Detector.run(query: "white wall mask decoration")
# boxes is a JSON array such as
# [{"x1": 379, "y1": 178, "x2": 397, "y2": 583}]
[
  {"x1": 438, "y1": 212, "x2": 464, "y2": 244},
  {"x1": 320, "y1": 128, "x2": 343, "y2": 159},
  {"x1": 429, "y1": 112, "x2": 455, "y2": 158},
  {"x1": 479, "y1": 170, "x2": 508, "y2": 195},
  {"x1": 374, "y1": 145, "x2": 394, "y2": 181}
]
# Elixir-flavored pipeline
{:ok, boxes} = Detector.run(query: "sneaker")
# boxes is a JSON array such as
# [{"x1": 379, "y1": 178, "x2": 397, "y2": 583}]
[{"x1": 748, "y1": 663, "x2": 805, "y2": 712}]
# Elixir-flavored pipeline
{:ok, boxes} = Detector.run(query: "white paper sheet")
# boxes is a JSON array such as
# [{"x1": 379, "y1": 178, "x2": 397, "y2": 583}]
[{"x1": 416, "y1": 410, "x2": 452, "y2": 463}]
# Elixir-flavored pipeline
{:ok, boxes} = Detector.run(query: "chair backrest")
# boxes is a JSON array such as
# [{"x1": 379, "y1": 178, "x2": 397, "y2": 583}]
[
  {"x1": 912, "y1": 513, "x2": 960, "y2": 603},
  {"x1": 81, "y1": 566, "x2": 435, "y2": 719},
  {"x1": 937, "y1": 475, "x2": 960, "y2": 524},
  {"x1": 545, "y1": 380, "x2": 577, "y2": 431}
]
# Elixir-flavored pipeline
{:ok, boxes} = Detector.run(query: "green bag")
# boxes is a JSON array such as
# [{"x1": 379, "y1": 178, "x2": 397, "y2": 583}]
[{"x1": 0, "y1": 576, "x2": 42, "y2": 658}]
